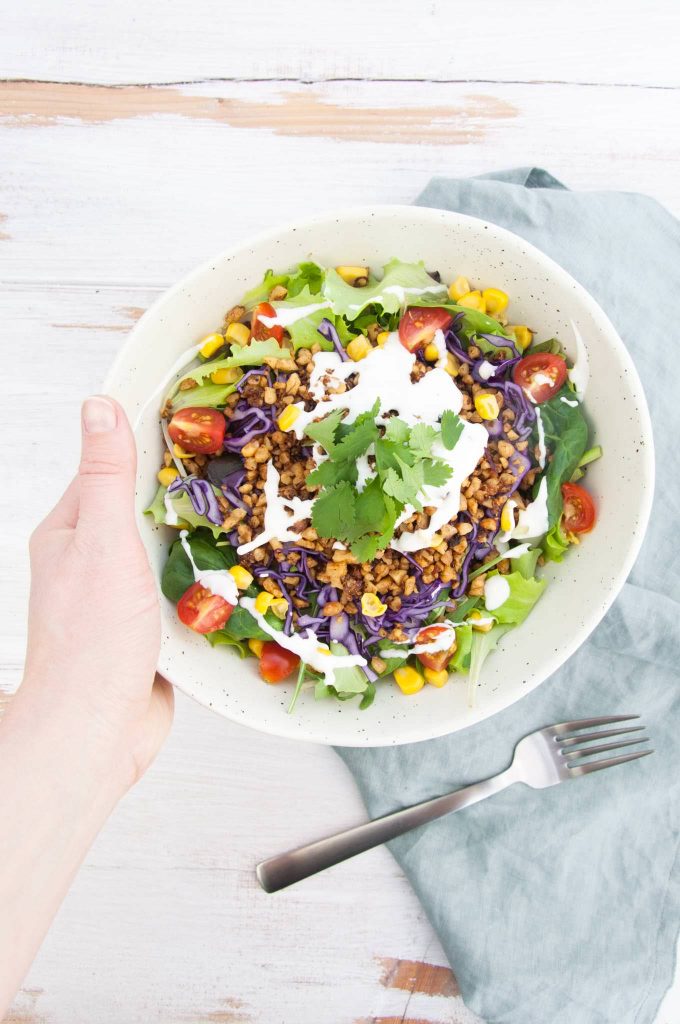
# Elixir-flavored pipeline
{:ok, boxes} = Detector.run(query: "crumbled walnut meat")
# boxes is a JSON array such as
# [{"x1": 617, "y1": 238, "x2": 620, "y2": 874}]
[{"x1": 224, "y1": 304, "x2": 245, "y2": 324}]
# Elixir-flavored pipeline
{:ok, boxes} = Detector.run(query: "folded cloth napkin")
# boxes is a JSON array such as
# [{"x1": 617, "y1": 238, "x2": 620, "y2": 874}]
[{"x1": 338, "y1": 169, "x2": 680, "y2": 1024}]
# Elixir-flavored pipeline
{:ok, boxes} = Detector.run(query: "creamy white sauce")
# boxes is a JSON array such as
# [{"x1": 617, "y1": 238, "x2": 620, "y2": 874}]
[
  {"x1": 484, "y1": 575, "x2": 511, "y2": 611},
  {"x1": 240, "y1": 597, "x2": 367, "y2": 685},
  {"x1": 535, "y1": 407, "x2": 547, "y2": 469},
  {"x1": 134, "y1": 341, "x2": 204, "y2": 430},
  {"x1": 496, "y1": 541, "x2": 533, "y2": 560},
  {"x1": 432, "y1": 328, "x2": 449, "y2": 369},
  {"x1": 164, "y1": 490, "x2": 180, "y2": 526},
  {"x1": 237, "y1": 462, "x2": 314, "y2": 555},
  {"x1": 355, "y1": 450, "x2": 373, "y2": 492},
  {"x1": 561, "y1": 396, "x2": 579, "y2": 408},
  {"x1": 568, "y1": 321, "x2": 590, "y2": 398},
  {"x1": 342, "y1": 282, "x2": 445, "y2": 314},
  {"x1": 258, "y1": 301, "x2": 331, "y2": 329},
  {"x1": 478, "y1": 359, "x2": 497, "y2": 381},
  {"x1": 380, "y1": 616, "x2": 495, "y2": 660},
  {"x1": 498, "y1": 477, "x2": 550, "y2": 542},
  {"x1": 332, "y1": 541, "x2": 347, "y2": 550},
  {"x1": 179, "y1": 530, "x2": 239, "y2": 605}
]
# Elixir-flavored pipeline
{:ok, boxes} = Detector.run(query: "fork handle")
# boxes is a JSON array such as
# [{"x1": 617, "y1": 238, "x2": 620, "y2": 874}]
[{"x1": 256, "y1": 766, "x2": 517, "y2": 893}]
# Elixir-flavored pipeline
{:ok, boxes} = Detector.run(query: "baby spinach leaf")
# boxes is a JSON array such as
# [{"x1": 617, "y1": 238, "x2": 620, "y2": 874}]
[{"x1": 161, "y1": 531, "x2": 236, "y2": 603}]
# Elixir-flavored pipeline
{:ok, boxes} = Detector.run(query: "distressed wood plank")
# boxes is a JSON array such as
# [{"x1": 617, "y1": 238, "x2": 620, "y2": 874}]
[{"x1": 1, "y1": 0, "x2": 678, "y2": 87}]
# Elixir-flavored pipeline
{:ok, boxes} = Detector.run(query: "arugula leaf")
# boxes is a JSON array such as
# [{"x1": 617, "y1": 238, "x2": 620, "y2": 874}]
[
  {"x1": 531, "y1": 337, "x2": 566, "y2": 357},
  {"x1": 441, "y1": 409, "x2": 465, "y2": 450},
  {"x1": 304, "y1": 408, "x2": 346, "y2": 455},
  {"x1": 323, "y1": 258, "x2": 446, "y2": 320},
  {"x1": 422, "y1": 459, "x2": 452, "y2": 488},
  {"x1": 311, "y1": 481, "x2": 357, "y2": 539},
  {"x1": 535, "y1": 386, "x2": 589, "y2": 525},
  {"x1": 487, "y1": 571, "x2": 546, "y2": 625},
  {"x1": 205, "y1": 632, "x2": 248, "y2": 658},
  {"x1": 160, "y1": 531, "x2": 236, "y2": 602},
  {"x1": 384, "y1": 417, "x2": 410, "y2": 443},
  {"x1": 359, "y1": 683, "x2": 376, "y2": 710},
  {"x1": 409, "y1": 423, "x2": 437, "y2": 458}
]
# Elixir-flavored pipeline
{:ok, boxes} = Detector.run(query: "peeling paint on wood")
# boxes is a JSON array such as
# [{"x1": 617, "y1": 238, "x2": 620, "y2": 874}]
[
  {"x1": 0, "y1": 83, "x2": 517, "y2": 145},
  {"x1": 377, "y1": 957, "x2": 460, "y2": 998},
  {"x1": 179, "y1": 997, "x2": 253, "y2": 1023}
]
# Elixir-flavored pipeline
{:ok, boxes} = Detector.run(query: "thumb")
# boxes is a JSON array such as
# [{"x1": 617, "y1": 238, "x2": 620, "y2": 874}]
[{"x1": 78, "y1": 395, "x2": 137, "y2": 534}]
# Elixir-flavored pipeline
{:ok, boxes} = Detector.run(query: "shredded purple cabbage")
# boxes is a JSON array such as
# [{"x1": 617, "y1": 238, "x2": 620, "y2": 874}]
[
  {"x1": 236, "y1": 367, "x2": 271, "y2": 392},
  {"x1": 451, "y1": 514, "x2": 479, "y2": 599},
  {"x1": 167, "y1": 475, "x2": 223, "y2": 527},
  {"x1": 220, "y1": 467, "x2": 247, "y2": 511},
  {"x1": 223, "y1": 400, "x2": 275, "y2": 452},
  {"x1": 317, "y1": 318, "x2": 348, "y2": 361}
]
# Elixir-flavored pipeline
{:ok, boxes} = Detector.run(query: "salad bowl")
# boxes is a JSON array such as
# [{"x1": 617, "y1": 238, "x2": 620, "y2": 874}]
[{"x1": 105, "y1": 207, "x2": 653, "y2": 746}]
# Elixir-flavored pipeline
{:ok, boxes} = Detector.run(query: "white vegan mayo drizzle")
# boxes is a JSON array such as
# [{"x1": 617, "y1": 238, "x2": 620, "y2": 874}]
[
  {"x1": 237, "y1": 462, "x2": 314, "y2": 555},
  {"x1": 497, "y1": 478, "x2": 550, "y2": 542},
  {"x1": 179, "y1": 530, "x2": 239, "y2": 605},
  {"x1": 164, "y1": 490, "x2": 180, "y2": 526},
  {"x1": 535, "y1": 407, "x2": 547, "y2": 469},
  {"x1": 240, "y1": 597, "x2": 367, "y2": 684},
  {"x1": 484, "y1": 575, "x2": 510, "y2": 611},
  {"x1": 342, "y1": 282, "x2": 445, "y2": 314},
  {"x1": 258, "y1": 302, "x2": 332, "y2": 329},
  {"x1": 478, "y1": 359, "x2": 497, "y2": 381},
  {"x1": 561, "y1": 396, "x2": 579, "y2": 408},
  {"x1": 380, "y1": 616, "x2": 495, "y2": 660}
]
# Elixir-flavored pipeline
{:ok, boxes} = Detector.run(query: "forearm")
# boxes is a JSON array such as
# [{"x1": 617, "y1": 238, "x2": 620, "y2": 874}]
[{"x1": 0, "y1": 678, "x2": 129, "y2": 1017}]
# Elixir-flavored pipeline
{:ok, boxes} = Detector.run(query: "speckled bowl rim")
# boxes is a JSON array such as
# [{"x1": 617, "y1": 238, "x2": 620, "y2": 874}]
[{"x1": 105, "y1": 205, "x2": 655, "y2": 747}]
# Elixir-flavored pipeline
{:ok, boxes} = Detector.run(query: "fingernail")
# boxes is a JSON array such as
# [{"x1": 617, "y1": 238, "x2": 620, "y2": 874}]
[{"x1": 82, "y1": 396, "x2": 117, "y2": 434}]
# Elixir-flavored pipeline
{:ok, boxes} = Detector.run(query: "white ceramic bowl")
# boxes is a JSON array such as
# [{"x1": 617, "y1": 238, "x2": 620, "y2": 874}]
[{"x1": 105, "y1": 206, "x2": 654, "y2": 747}]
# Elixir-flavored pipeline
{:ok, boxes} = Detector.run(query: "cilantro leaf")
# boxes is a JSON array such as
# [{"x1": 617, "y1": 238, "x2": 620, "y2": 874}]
[
  {"x1": 333, "y1": 416, "x2": 379, "y2": 463},
  {"x1": 422, "y1": 459, "x2": 453, "y2": 488},
  {"x1": 350, "y1": 491, "x2": 398, "y2": 562},
  {"x1": 304, "y1": 408, "x2": 346, "y2": 455},
  {"x1": 374, "y1": 438, "x2": 415, "y2": 475},
  {"x1": 441, "y1": 409, "x2": 465, "y2": 450},
  {"x1": 383, "y1": 457, "x2": 425, "y2": 511},
  {"x1": 384, "y1": 417, "x2": 410, "y2": 443},
  {"x1": 311, "y1": 481, "x2": 356, "y2": 539},
  {"x1": 409, "y1": 423, "x2": 437, "y2": 458},
  {"x1": 306, "y1": 459, "x2": 357, "y2": 489}
]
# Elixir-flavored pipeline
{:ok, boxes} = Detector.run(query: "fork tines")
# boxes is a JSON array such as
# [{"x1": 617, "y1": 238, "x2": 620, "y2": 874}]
[{"x1": 550, "y1": 715, "x2": 653, "y2": 776}]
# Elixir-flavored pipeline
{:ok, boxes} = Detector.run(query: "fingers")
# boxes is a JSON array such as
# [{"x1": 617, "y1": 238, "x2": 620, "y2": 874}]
[{"x1": 77, "y1": 396, "x2": 138, "y2": 538}]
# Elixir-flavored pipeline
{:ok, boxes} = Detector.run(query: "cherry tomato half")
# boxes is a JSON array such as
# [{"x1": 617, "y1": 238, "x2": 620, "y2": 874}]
[
  {"x1": 177, "y1": 582, "x2": 234, "y2": 634},
  {"x1": 513, "y1": 353, "x2": 568, "y2": 404},
  {"x1": 561, "y1": 482, "x2": 596, "y2": 534},
  {"x1": 398, "y1": 307, "x2": 452, "y2": 353},
  {"x1": 415, "y1": 625, "x2": 456, "y2": 672},
  {"x1": 251, "y1": 302, "x2": 284, "y2": 344},
  {"x1": 259, "y1": 641, "x2": 300, "y2": 684},
  {"x1": 168, "y1": 407, "x2": 226, "y2": 454}
]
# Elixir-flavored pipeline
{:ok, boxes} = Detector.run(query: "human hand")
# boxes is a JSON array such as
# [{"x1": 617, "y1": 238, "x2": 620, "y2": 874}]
[{"x1": 21, "y1": 396, "x2": 174, "y2": 792}]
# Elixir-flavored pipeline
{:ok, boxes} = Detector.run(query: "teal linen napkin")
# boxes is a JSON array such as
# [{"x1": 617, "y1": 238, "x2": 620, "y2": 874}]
[{"x1": 338, "y1": 169, "x2": 680, "y2": 1024}]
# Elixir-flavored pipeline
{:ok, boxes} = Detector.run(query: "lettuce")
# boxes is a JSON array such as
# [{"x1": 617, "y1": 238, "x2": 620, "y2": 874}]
[
  {"x1": 323, "y1": 258, "x2": 446, "y2": 321},
  {"x1": 144, "y1": 485, "x2": 226, "y2": 539},
  {"x1": 466, "y1": 624, "x2": 513, "y2": 704},
  {"x1": 243, "y1": 261, "x2": 324, "y2": 306},
  {"x1": 170, "y1": 381, "x2": 238, "y2": 412},
  {"x1": 542, "y1": 520, "x2": 570, "y2": 563},
  {"x1": 487, "y1": 571, "x2": 546, "y2": 626}
]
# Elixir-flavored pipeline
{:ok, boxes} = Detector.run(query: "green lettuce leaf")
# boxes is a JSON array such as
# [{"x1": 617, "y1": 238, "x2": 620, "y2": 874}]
[
  {"x1": 323, "y1": 258, "x2": 446, "y2": 321},
  {"x1": 542, "y1": 520, "x2": 570, "y2": 562},
  {"x1": 169, "y1": 381, "x2": 238, "y2": 412},
  {"x1": 145, "y1": 485, "x2": 226, "y2": 539},
  {"x1": 243, "y1": 261, "x2": 324, "y2": 306},
  {"x1": 466, "y1": 624, "x2": 513, "y2": 702},
  {"x1": 487, "y1": 571, "x2": 546, "y2": 626},
  {"x1": 450, "y1": 622, "x2": 474, "y2": 674}
]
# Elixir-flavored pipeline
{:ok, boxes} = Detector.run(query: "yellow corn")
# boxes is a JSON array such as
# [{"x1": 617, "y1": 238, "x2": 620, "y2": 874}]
[
  {"x1": 254, "y1": 591, "x2": 274, "y2": 615},
  {"x1": 361, "y1": 593, "x2": 387, "y2": 617},
  {"x1": 423, "y1": 342, "x2": 440, "y2": 362},
  {"x1": 199, "y1": 332, "x2": 225, "y2": 359},
  {"x1": 474, "y1": 393, "x2": 500, "y2": 420},
  {"x1": 335, "y1": 265, "x2": 369, "y2": 286},
  {"x1": 394, "y1": 664, "x2": 425, "y2": 695},
  {"x1": 210, "y1": 367, "x2": 241, "y2": 385},
  {"x1": 277, "y1": 405, "x2": 301, "y2": 431},
  {"x1": 444, "y1": 352, "x2": 460, "y2": 378},
  {"x1": 458, "y1": 290, "x2": 487, "y2": 313},
  {"x1": 508, "y1": 325, "x2": 533, "y2": 351},
  {"x1": 229, "y1": 565, "x2": 254, "y2": 590},
  {"x1": 424, "y1": 667, "x2": 449, "y2": 688},
  {"x1": 376, "y1": 331, "x2": 390, "y2": 347},
  {"x1": 429, "y1": 533, "x2": 444, "y2": 548},
  {"x1": 225, "y1": 322, "x2": 251, "y2": 347},
  {"x1": 469, "y1": 610, "x2": 494, "y2": 633},
  {"x1": 500, "y1": 501, "x2": 516, "y2": 533},
  {"x1": 347, "y1": 336, "x2": 371, "y2": 362},
  {"x1": 157, "y1": 466, "x2": 178, "y2": 487},
  {"x1": 270, "y1": 598, "x2": 289, "y2": 620},
  {"x1": 482, "y1": 288, "x2": 509, "y2": 315},
  {"x1": 248, "y1": 638, "x2": 264, "y2": 657},
  {"x1": 173, "y1": 443, "x2": 194, "y2": 460},
  {"x1": 448, "y1": 275, "x2": 470, "y2": 301}
]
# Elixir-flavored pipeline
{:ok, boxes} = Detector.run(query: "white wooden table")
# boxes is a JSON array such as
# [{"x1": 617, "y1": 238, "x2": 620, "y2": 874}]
[{"x1": 2, "y1": 4, "x2": 679, "y2": 1021}]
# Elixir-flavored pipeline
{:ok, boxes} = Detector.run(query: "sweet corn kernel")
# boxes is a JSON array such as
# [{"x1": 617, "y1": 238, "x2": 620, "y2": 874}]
[
  {"x1": 474, "y1": 393, "x2": 500, "y2": 420},
  {"x1": 424, "y1": 667, "x2": 449, "y2": 688},
  {"x1": 225, "y1": 322, "x2": 251, "y2": 347},
  {"x1": 500, "y1": 501, "x2": 516, "y2": 533},
  {"x1": 444, "y1": 352, "x2": 460, "y2": 378},
  {"x1": 270, "y1": 598, "x2": 288, "y2": 620},
  {"x1": 335, "y1": 265, "x2": 369, "y2": 286},
  {"x1": 508, "y1": 325, "x2": 533, "y2": 351},
  {"x1": 394, "y1": 665, "x2": 425, "y2": 695},
  {"x1": 448, "y1": 275, "x2": 470, "y2": 301},
  {"x1": 173, "y1": 443, "x2": 194, "y2": 460},
  {"x1": 277, "y1": 405, "x2": 301, "y2": 431},
  {"x1": 248, "y1": 638, "x2": 264, "y2": 657},
  {"x1": 229, "y1": 565, "x2": 254, "y2": 590},
  {"x1": 347, "y1": 336, "x2": 371, "y2": 362},
  {"x1": 361, "y1": 593, "x2": 387, "y2": 617},
  {"x1": 458, "y1": 290, "x2": 487, "y2": 313},
  {"x1": 254, "y1": 591, "x2": 274, "y2": 615},
  {"x1": 469, "y1": 610, "x2": 494, "y2": 633},
  {"x1": 210, "y1": 367, "x2": 241, "y2": 385},
  {"x1": 482, "y1": 288, "x2": 509, "y2": 315},
  {"x1": 157, "y1": 466, "x2": 178, "y2": 487},
  {"x1": 423, "y1": 342, "x2": 440, "y2": 362},
  {"x1": 429, "y1": 533, "x2": 443, "y2": 548},
  {"x1": 376, "y1": 331, "x2": 390, "y2": 347},
  {"x1": 199, "y1": 332, "x2": 225, "y2": 358}
]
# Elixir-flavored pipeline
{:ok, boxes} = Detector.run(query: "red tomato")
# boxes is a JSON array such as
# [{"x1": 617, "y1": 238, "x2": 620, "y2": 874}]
[
  {"x1": 415, "y1": 625, "x2": 456, "y2": 672},
  {"x1": 177, "y1": 582, "x2": 234, "y2": 634},
  {"x1": 398, "y1": 307, "x2": 453, "y2": 353},
  {"x1": 513, "y1": 353, "x2": 568, "y2": 404},
  {"x1": 259, "y1": 641, "x2": 300, "y2": 684},
  {"x1": 167, "y1": 407, "x2": 226, "y2": 454},
  {"x1": 561, "y1": 482, "x2": 596, "y2": 534},
  {"x1": 251, "y1": 301, "x2": 284, "y2": 344}
]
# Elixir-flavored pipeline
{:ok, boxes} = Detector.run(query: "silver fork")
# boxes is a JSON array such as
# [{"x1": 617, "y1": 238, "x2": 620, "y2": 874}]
[{"x1": 257, "y1": 715, "x2": 652, "y2": 893}]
